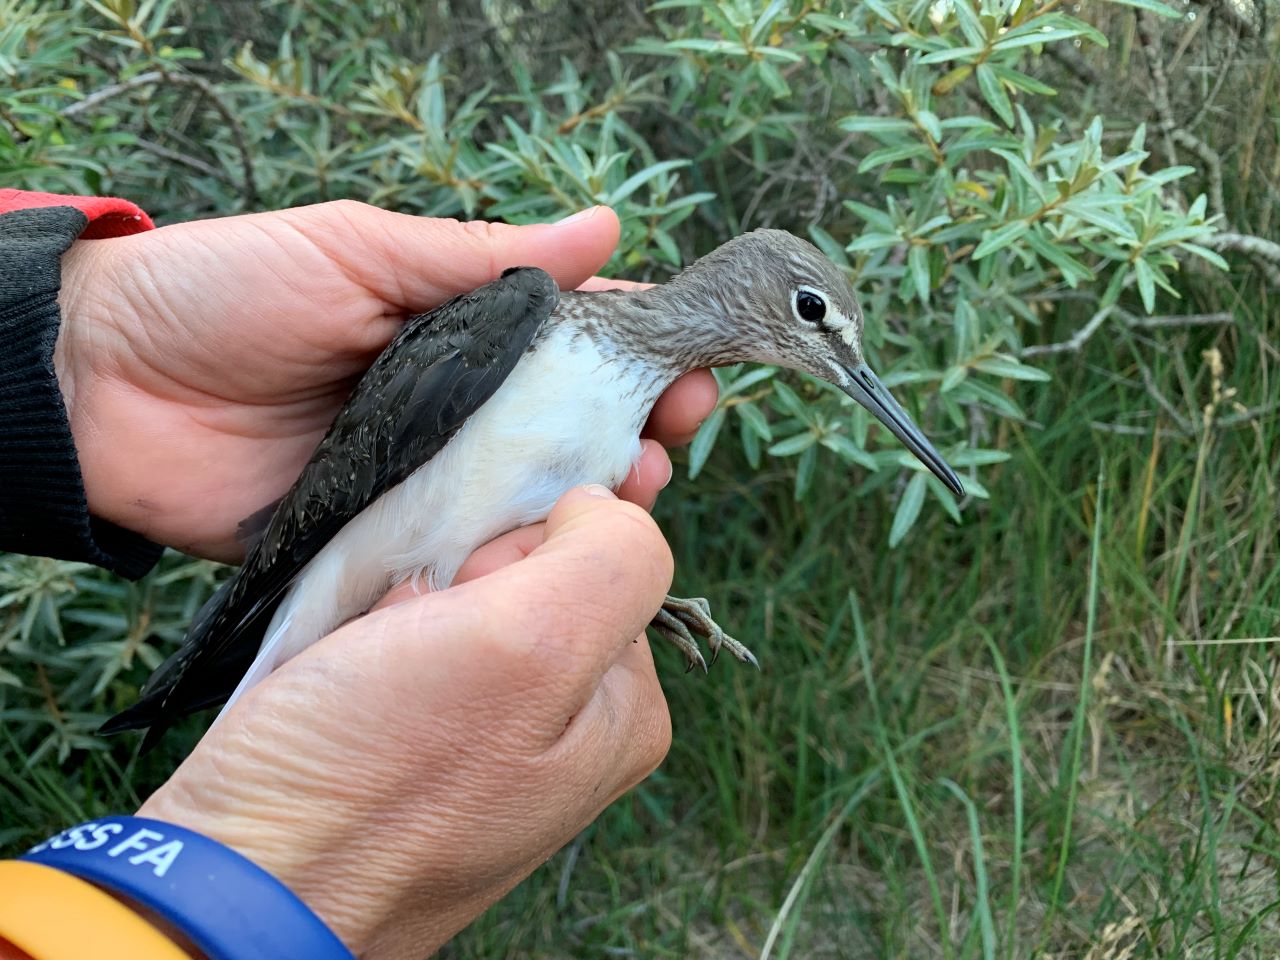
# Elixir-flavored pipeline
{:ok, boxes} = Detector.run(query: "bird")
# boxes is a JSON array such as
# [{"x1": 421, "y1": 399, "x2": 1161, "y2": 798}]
[{"x1": 102, "y1": 228, "x2": 963, "y2": 748}]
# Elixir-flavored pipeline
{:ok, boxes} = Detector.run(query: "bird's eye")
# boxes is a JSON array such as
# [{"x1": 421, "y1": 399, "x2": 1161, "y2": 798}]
[{"x1": 794, "y1": 289, "x2": 827, "y2": 324}]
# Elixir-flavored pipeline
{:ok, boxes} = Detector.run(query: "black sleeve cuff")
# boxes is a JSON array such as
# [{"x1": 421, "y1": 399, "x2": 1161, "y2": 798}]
[{"x1": 0, "y1": 207, "x2": 164, "y2": 579}]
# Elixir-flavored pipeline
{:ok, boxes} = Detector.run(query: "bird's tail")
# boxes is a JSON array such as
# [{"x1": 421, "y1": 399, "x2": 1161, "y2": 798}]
[{"x1": 98, "y1": 574, "x2": 274, "y2": 751}]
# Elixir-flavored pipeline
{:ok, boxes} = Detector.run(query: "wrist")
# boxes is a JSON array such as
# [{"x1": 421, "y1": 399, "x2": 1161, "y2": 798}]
[
  {"x1": 21, "y1": 816, "x2": 353, "y2": 960},
  {"x1": 54, "y1": 240, "x2": 145, "y2": 540},
  {"x1": 137, "y1": 783, "x2": 491, "y2": 959}
]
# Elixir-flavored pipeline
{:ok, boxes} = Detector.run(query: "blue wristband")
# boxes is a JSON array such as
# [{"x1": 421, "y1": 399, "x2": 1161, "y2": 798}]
[{"x1": 22, "y1": 816, "x2": 354, "y2": 960}]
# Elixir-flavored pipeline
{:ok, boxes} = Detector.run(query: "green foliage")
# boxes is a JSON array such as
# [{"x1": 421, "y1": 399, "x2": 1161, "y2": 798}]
[
  {"x1": 3, "y1": 0, "x2": 1280, "y2": 956},
  {"x1": 2, "y1": 0, "x2": 1227, "y2": 538}
]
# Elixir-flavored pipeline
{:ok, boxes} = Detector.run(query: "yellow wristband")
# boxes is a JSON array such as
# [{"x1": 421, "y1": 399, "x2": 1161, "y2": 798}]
[{"x1": 0, "y1": 861, "x2": 190, "y2": 960}]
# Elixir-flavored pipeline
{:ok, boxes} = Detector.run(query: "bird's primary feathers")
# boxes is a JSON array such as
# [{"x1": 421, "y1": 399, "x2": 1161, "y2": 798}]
[{"x1": 104, "y1": 229, "x2": 962, "y2": 747}]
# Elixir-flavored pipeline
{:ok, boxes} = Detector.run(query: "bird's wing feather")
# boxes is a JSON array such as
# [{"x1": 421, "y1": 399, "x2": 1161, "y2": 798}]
[{"x1": 102, "y1": 267, "x2": 559, "y2": 741}]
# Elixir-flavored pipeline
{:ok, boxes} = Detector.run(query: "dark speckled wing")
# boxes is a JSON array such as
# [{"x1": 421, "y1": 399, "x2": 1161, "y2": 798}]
[{"x1": 102, "y1": 267, "x2": 559, "y2": 746}]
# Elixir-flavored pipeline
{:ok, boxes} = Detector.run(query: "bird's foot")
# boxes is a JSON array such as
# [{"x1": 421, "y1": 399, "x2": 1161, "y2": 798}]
[{"x1": 648, "y1": 595, "x2": 759, "y2": 673}]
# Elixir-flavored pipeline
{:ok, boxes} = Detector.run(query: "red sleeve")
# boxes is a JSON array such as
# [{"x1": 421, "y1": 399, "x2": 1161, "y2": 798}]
[{"x1": 0, "y1": 188, "x2": 154, "y2": 239}]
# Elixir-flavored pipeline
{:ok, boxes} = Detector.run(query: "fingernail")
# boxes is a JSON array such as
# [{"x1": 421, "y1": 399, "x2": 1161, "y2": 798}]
[
  {"x1": 554, "y1": 206, "x2": 599, "y2": 226},
  {"x1": 582, "y1": 483, "x2": 615, "y2": 499},
  {"x1": 662, "y1": 458, "x2": 674, "y2": 488}
]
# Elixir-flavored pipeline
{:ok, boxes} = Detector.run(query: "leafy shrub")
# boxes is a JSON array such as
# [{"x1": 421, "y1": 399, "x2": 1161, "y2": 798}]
[{"x1": 4, "y1": 0, "x2": 1227, "y2": 542}]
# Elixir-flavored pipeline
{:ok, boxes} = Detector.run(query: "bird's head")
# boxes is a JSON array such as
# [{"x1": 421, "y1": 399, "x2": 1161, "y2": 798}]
[{"x1": 666, "y1": 229, "x2": 963, "y2": 498}]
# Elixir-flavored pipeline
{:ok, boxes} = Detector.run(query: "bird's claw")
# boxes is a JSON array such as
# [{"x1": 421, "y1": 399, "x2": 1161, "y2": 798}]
[
  {"x1": 649, "y1": 605, "x2": 708, "y2": 673},
  {"x1": 648, "y1": 595, "x2": 759, "y2": 672}
]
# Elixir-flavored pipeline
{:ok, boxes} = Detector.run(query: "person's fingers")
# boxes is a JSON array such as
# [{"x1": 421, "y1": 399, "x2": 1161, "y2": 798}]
[
  {"x1": 613, "y1": 440, "x2": 672, "y2": 511},
  {"x1": 545, "y1": 627, "x2": 671, "y2": 791},
  {"x1": 644, "y1": 369, "x2": 719, "y2": 446},
  {"x1": 374, "y1": 486, "x2": 672, "y2": 713},
  {"x1": 287, "y1": 201, "x2": 622, "y2": 311},
  {"x1": 575, "y1": 276, "x2": 652, "y2": 292}
]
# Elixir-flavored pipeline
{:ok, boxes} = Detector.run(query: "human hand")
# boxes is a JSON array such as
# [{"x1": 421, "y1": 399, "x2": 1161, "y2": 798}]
[
  {"x1": 55, "y1": 202, "x2": 717, "y2": 560},
  {"x1": 137, "y1": 485, "x2": 673, "y2": 958}
]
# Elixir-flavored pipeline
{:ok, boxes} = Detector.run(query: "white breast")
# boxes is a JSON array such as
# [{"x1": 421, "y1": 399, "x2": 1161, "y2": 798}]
[{"x1": 218, "y1": 325, "x2": 666, "y2": 713}]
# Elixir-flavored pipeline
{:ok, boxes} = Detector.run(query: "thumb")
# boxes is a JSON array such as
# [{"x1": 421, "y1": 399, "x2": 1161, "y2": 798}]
[{"x1": 290, "y1": 201, "x2": 621, "y2": 309}]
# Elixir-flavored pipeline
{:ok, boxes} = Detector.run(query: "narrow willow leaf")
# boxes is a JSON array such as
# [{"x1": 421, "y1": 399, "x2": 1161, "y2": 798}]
[
  {"x1": 804, "y1": 12, "x2": 864, "y2": 34},
  {"x1": 858, "y1": 142, "x2": 934, "y2": 172},
  {"x1": 907, "y1": 244, "x2": 931, "y2": 304},
  {"x1": 929, "y1": 476, "x2": 964, "y2": 522},
  {"x1": 1134, "y1": 258, "x2": 1157, "y2": 312},
  {"x1": 889, "y1": 473, "x2": 928, "y2": 547},
  {"x1": 722, "y1": 365, "x2": 777, "y2": 398},
  {"x1": 1024, "y1": 227, "x2": 1095, "y2": 286},
  {"x1": 756, "y1": 60, "x2": 790, "y2": 98},
  {"x1": 794, "y1": 444, "x2": 817, "y2": 501},
  {"x1": 664, "y1": 38, "x2": 748, "y2": 55},
  {"x1": 995, "y1": 27, "x2": 1093, "y2": 51},
  {"x1": 734, "y1": 400, "x2": 773, "y2": 441},
  {"x1": 688, "y1": 406, "x2": 725, "y2": 479},
  {"x1": 940, "y1": 366, "x2": 969, "y2": 392},
  {"x1": 1105, "y1": 0, "x2": 1181, "y2": 16},
  {"x1": 768, "y1": 431, "x2": 819, "y2": 457},
  {"x1": 848, "y1": 232, "x2": 902, "y2": 253},
  {"x1": 1058, "y1": 201, "x2": 1138, "y2": 241},
  {"x1": 973, "y1": 220, "x2": 1029, "y2": 259},
  {"x1": 977, "y1": 63, "x2": 1014, "y2": 127},
  {"x1": 919, "y1": 45, "x2": 985, "y2": 65},
  {"x1": 838, "y1": 115, "x2": 915, "y2": 134},
  {"x1": 770, "y1": 379, "x2": 811, "y2": 421},
  {"x1": 946, "y1": 447, "x2": 1011, "y2": 467},
  {"x1": 1178, "y1": 243, "x2": 1229, "y2": 271},
  {"x1": 820, "y1": 433, "x2": 878, "y2": 470},
  {"x1": 974, "y1": 356, "x2": 1051, "y2": 381},
  {"x1": 915, "y1": 109, "x2": 942, "y2": 142},
  {"x1": 605, "y1": 158, "x2": 690, "y2": 204},
  {"x1": 958, "y1": 380, "x2": 1025, "y2": 419},
  {"x1": 740, "y1": 416, "x2": 761, "y2": 469}
]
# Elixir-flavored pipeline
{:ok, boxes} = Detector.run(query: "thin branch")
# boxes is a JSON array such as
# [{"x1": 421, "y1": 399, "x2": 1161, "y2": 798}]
[
  {"x1": 1091, "y1": 401, "x2": 1277, "y2": 437},
  {"x1": 1171, "y1": 128, "x2": 1226, "y2": 222},
  {"x1": 1020, "y1": 306, "x2": 1114, "y2": 358},
  {"x1": 1218, "y1": 402, "x2": 1280, "y2": 429},
  {"x1": 1204, "y1": 232, "x2": 1280, "y2": 264},
  {"x1": 1044, "y1": 42, "x2": 1101, "y2": 87},
  {"x1": 131, "y1": 138, "x2": 234, "y2": 184},
  {"x1": 159, "y1": 72, "x2": 257, "y2": 207},
  {"x1": 60, "y1": 69, "x2": 258, "y2": 207},
  {"x1": 1121, "y1": 311, "x2": 1234, "y2": 329},
  {"x1": 1135, "y1": 357, "x2": 1194, "y2": 435},
  {"x1": 1021, "y1": 306, "x2": 1237, "y2": 359},
  {"x1": 1204, "y1": 233, "x2": 1280, "y2": 288},
  {"x1": 1138, "y1": 13, "x2": 1180, "y2": 171},
  {"x1": 59, "y1": 70, "x2": 165, "y2": 118}
]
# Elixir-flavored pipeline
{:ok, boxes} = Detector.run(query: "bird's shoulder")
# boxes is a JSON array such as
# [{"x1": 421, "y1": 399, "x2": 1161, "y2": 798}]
[
  {"x1": 255, "y1": 265, "x2": 560, "y2": 562},
  {"x1": 208, "y1": 266, "x2": 559, "y2": 650}
]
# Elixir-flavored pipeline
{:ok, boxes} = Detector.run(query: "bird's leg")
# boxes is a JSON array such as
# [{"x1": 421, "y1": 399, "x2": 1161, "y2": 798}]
[{"x1": 648, "y1": 596, "x2": 760, "y2": 672}]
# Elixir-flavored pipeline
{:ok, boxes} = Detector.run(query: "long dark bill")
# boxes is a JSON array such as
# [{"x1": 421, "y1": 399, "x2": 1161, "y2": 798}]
[{"x1": 841, "y1": 362, "x2": 964, "y2": 499}]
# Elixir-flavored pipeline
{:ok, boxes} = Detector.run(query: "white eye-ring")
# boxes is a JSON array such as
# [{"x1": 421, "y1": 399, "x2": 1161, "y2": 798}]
[{"x1": 793, "y1": 286, "x2": 827, "y2": 325}]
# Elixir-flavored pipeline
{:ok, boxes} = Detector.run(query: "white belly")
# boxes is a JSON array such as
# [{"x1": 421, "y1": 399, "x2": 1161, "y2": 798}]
[{"x1": 219, "y1": 326, "x2": 665, "y2": 711}]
